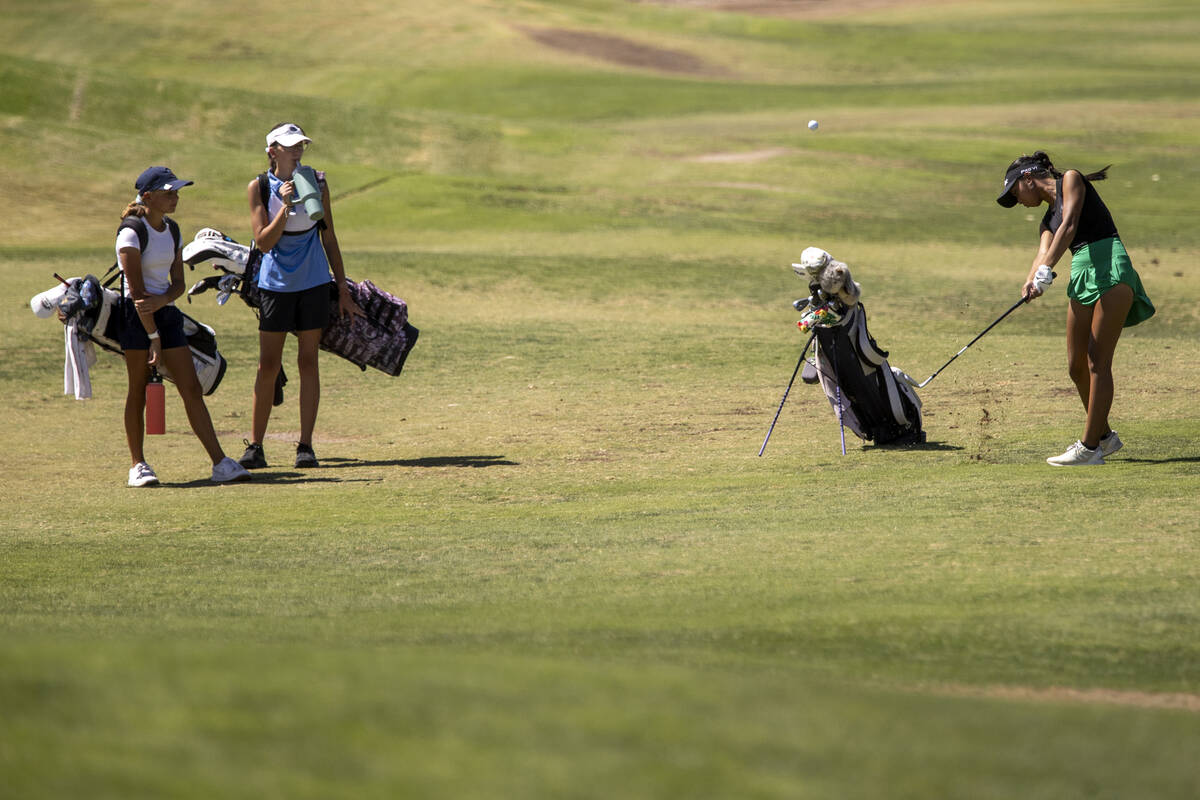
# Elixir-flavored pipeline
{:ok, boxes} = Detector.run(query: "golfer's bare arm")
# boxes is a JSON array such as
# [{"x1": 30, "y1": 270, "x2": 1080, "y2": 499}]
[
  {"x1": 1029, "y1": 171, "x2": 1085, "y2": 280},
  {"x1": 120, "y1": 248, "x2": 160, "y2": 334},
  {"x1": 248, "y1": 178, "x2": 292, "y2": 253}
]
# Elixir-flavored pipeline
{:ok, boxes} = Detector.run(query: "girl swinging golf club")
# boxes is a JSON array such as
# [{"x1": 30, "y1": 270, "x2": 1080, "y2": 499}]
[{"x1": 998, "y1": 150, "x2": 1155, "y2": 466}]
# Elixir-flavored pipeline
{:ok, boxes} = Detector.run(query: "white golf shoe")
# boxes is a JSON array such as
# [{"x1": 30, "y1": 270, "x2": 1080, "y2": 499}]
[
  {"x1": 1047, "y1": 440, "x2": 1105, "y2": 467},
  {"x1": 1098, "y1": 430, "x2": 1123, "y2": 458},
  {"x1": 211, "y1": 456, "x2": 252, "y2": 483},
  {"x1": 128, "y1": 461, "x2": 159, "y2": 487}
]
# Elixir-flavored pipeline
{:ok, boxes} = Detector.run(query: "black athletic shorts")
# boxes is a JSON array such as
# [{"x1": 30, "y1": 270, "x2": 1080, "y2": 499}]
[
  {"x1": 258, "y1": 283, "x2": 331, "y2": 332},
  {"x1": 119, "y1": 300, "x2": 189, "y2": 350}
]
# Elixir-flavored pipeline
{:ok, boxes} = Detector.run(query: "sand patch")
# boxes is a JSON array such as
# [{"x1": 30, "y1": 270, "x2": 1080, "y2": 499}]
[
  {"x1": 516, "y1": 25, "x2": 727, "y2": 77},
  {"x1": 631, "y1": 0, "x2": 956, "y2": 19},
  {"x1": 699, "y1": 181, "x2": 792, "y2": 192},
  {"x1": 935, "y1": 683, "x2": 1200, "y2": 713},
  {"x1": 688, "y1": 147, "x2": 794, "y2": 163}
]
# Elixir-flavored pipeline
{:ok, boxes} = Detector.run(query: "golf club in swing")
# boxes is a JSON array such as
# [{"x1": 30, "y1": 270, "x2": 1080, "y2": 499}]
[{"x1": 914, "y1": 269, "x2": 1055, "y2": 389}]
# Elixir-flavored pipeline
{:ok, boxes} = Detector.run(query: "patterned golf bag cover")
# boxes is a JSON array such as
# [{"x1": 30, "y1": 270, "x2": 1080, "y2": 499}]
[
  {"x1": 802, "y1": 303, "x2": 924, "y2": 445},
  {"x1": 49, "y1": 275, "x2": 227, "y2": 395},
  {"x1": 182, "y1": 229, "x2": 418, "y2": 376}
]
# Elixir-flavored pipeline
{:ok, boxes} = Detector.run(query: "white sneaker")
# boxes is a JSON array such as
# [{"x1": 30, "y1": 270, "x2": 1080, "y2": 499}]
[
  {"x1": 128, "y1": 461, "x2": 159, "y2": 487},
  {"x1": 1098, "y1": 430, "x2": 1123, "y2": 458},
  {"x1": 211, "y1": 456, "x2": 252, "y2": 483},
  {"x1": 1047, "y1": 440, "x2": 1105, "y2": 467}
]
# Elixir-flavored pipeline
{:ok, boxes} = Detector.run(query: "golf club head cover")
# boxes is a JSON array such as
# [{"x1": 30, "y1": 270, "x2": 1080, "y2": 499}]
[
  {"x1": 793, "y1": 247, "x2": 833, "y2": 280},
  {"x1": 819, "y1": 261, "x2": 861, "y2": 307}
]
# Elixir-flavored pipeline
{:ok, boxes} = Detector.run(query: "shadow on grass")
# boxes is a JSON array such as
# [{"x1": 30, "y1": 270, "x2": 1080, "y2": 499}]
[
  {"x1": 863, "y1": 440, "x2": 964, "y2": 452},
  {"x1": 1113, "y1": 456, "x2": 1200, "y2": 465},
  {"x1": 321, "y1": 455, "x2": 520, "y2": 469},
  {"x1": 164, "y1": 472, "x2": 380, "y2": 488}
]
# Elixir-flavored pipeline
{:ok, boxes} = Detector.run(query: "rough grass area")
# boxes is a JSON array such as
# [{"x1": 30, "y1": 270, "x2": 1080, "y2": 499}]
[{"x1": 2, "y1": 0, "x2": 1199, "y2": 797}]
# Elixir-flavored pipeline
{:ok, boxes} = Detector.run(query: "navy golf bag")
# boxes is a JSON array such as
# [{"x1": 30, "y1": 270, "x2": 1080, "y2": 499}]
[
  {"x1": 800, "y1": 302, "x2": 924, "y2": 445},
  {"x1": 38, "y1": 275, "x2": 227, "y2": 395}
]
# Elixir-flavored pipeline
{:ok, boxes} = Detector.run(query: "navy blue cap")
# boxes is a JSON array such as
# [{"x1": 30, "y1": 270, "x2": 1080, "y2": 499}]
[{"x1": 135, "y1": 166, "x2": 194, "y2": 193}]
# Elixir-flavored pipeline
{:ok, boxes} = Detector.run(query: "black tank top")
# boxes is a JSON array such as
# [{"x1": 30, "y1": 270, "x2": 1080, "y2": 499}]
[{"x1": 1040, "y1": 172, "x2": 1119, "y2": 253}]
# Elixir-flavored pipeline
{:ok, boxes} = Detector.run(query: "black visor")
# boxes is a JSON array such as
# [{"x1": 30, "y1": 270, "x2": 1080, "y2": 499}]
[{"x1": 996, "y1": 164, "x2": 1034, "y2": 207}]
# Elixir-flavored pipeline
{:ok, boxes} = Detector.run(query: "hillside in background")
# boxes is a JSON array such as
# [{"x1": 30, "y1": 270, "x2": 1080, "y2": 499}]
[{"x1": 1, "y1": 0, "x2": 1197, "y2": 252}]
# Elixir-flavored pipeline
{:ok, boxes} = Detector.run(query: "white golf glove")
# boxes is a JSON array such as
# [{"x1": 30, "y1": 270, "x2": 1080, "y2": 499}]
[{"x1": 1033, "y1": 265, "x2": 1054, "y2": 293}]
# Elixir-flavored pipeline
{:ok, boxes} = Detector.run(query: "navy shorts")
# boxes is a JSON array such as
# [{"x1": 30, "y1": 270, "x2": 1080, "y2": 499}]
[
  {"x1": 258, "y1": 283, "x2": 331, "y2": 332},
  {"x1": 119, "y1": 300, "x2": 189, "y2": 350}
]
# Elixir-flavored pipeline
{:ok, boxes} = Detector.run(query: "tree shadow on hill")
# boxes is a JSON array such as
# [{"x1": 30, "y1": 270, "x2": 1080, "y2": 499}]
[{"x1": 321, "y1": 455, "x2": 519, "y2": 469}]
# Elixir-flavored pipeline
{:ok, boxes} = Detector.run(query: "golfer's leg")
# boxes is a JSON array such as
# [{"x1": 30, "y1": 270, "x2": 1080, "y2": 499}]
[
  {"x1": 162, "y1": 346, "x2": 224, "y2": 464},
  {"x1": 296, "y1": 328, "x2": 322, "y2": 447},
  {"x1": 1082, "y1": 284, "x2": 1133, "y2": 448},
  {"x1": 1065, "y1": 300, "x2": 1093, "y2": 412},
  {"x1": 253, "y1": 331, "x2": 288, "y2": 444},
  {"x1": 124, "y1": 351, "x2": 151, "y2": 465}
]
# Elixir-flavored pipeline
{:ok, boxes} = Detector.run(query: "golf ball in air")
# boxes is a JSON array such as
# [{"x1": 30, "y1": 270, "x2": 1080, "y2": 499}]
[{"x1": 808, "y1": 120, "x2": 819, "y2": 130}]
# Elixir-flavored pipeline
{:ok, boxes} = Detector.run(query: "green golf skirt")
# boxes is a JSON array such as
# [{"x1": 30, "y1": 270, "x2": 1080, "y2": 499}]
[{"x1": 1069, "y1": 237, "x2": 1155, "y2": 327}]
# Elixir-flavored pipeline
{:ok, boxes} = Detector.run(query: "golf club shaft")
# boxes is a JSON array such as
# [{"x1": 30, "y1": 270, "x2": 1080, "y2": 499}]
[
  {"x1": 917, "y1": 296, "x2": 1027, "y2": 388},
  {"x1": 758, "y1": 332, "x2": 816, "y2": 457}
]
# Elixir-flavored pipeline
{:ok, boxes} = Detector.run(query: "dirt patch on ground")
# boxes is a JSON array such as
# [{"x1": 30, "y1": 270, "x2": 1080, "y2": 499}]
[
  {"x1": 630, "y1": 0, "x2": 954, "y2": 18},
  {"x1": 687, "y1": 147, "x2": 794, "y2": 164},
  {"x1": 935, "y1": 684, "x2": 1200, "y2": 713},
  {"x1": 515, "y1": 25, "x2": 728, "y2": 77}
]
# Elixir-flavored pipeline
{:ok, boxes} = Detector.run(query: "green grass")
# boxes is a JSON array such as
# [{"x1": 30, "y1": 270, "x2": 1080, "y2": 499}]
[{"x1": 2, "y1": 0, "x2": 1200, "y2": 797}]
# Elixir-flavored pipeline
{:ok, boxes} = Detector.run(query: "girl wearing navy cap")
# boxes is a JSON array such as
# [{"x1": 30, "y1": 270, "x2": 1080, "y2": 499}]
[
  {"x1": 239, "y1": 123, "x2": 361, "y2": 470},
  {"x1": 118, "y1": 167, "x2": 251, "y2": 486},
  {"x1": 997, "y1": 150, "x2": 1155, "y2": 466}
]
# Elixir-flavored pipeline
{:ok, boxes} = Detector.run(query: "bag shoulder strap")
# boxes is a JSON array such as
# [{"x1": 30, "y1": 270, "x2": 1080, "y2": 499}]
[
  {"x1": 118, "y1": 215, "x2": 181, "y2": 253},
  {"x1": 258, "y1": 173, "x2": 271, "y2": 210},
  {"x1": 164, "y1": 216, "x2": 181, "y2": 252}
]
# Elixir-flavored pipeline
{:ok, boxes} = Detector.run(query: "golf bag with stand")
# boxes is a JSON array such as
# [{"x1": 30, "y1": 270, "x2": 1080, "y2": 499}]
[
  {"x1": 182, "y1": 228, "x2": 419, "y2": 378},
  {"x1": 793, "y1": 248, "x2": 924, "y2": 446},
  {"x1": 34, "y1": 274, "x2": 227, "y2": 395}
]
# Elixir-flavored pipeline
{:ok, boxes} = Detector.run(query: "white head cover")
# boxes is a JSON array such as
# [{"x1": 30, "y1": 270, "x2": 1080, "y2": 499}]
[
  {"x1": 793, "y1": 246, "x2": 834, "y2": 279},
  {"x1": 265, "y1": 123, "x2": 312, "y2": 149}
]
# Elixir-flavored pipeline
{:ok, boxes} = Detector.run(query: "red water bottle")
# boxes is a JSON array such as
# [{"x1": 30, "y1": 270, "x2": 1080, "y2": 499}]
[{"x1": 146, "y1": 369, "x2": 165, "y2": 435}]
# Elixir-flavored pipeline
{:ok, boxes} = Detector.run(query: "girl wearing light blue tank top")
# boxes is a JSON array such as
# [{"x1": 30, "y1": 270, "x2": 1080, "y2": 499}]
[
  {"x1": 997, "y1": 150, "x2": 1155, "y2": 467},
  {"x1": 241, "y1": 123, "x2": 362, "y2": 470}
]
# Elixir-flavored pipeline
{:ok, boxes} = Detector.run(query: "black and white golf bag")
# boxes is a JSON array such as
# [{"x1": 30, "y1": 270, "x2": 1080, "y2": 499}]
[
  {"x1": 800, "y1": 303, "x2": 924, "y2": 445},
  {"x1": 183, "y1": 228, "x2": 419, "y2": 377},
  {"x1": 34, "y1": 275, "x2": 227, "y2": 395}
]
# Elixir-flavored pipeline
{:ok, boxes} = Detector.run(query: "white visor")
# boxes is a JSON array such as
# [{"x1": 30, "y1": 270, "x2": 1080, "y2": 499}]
[{"x1": 266, "y1": 123, "x2": 312, "y2": 148}]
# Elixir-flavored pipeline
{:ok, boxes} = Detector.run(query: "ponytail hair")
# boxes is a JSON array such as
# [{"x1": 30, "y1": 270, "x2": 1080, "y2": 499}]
[
  {"x1": 120, "y1": 198, "x2": 148, "y2": 222},
  {"x1": 1019, "y1": 150, "x2": 1111, "y2": 182}
]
